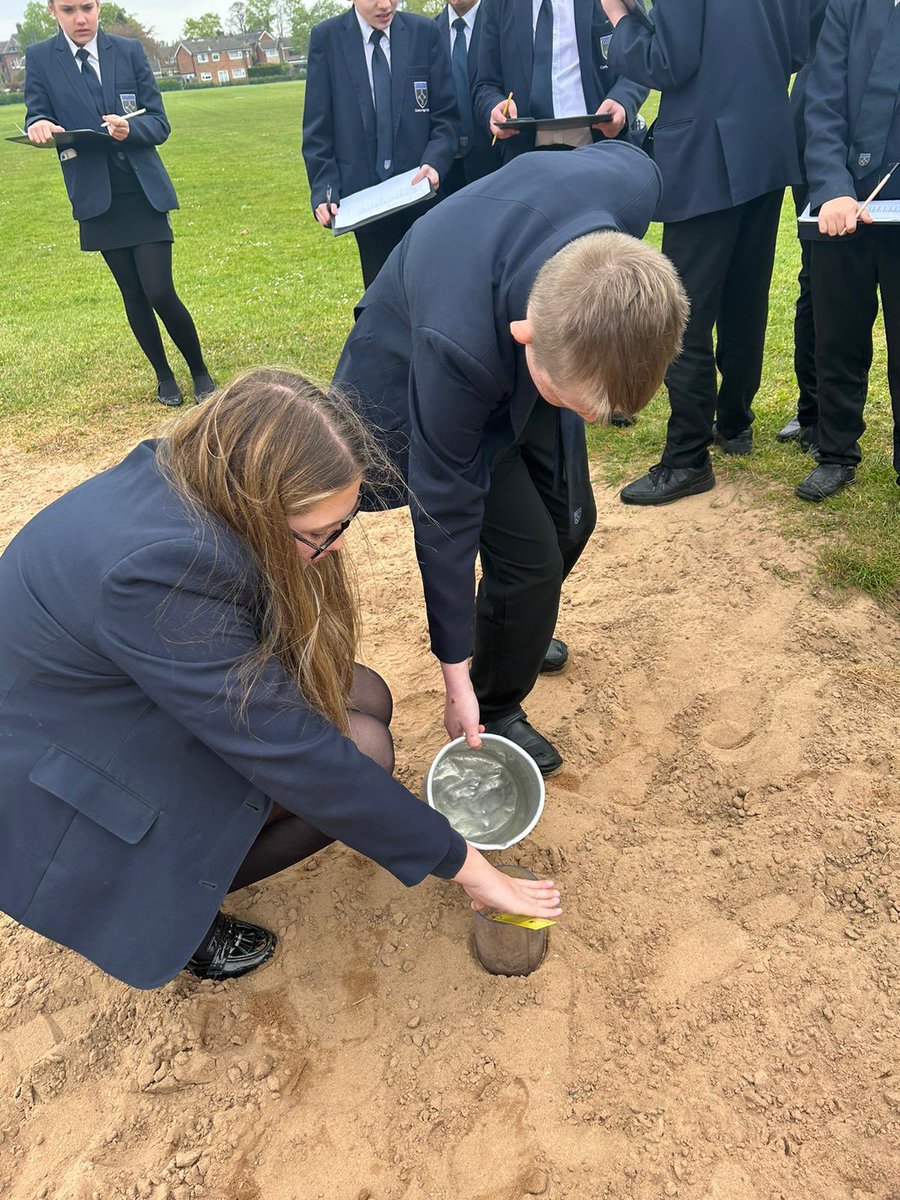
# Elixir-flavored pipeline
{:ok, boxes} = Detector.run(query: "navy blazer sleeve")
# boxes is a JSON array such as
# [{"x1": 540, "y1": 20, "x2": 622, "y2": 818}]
[
  {"x1": 803, "y1": 0, "x2": 855, "y2": 211},
  {"x1": 407, "y1": 328, "x2": 504, "y2": 664},
  {"x1": 302, "y1": 23, "x2": 341, "y2": 211},
  {"x1": 94, "y1": 538, "x2": 467, "y2": 885},
  {"x1": 606, "y1": 1, "x2": 706, "y2": 90},
  {"x1": 119, "y1": 40, "x2": 170, "y2": 148},
  {"x1": 23, "y1": 44, "x2": 58, "y2": 129},
  {"x1": 473, "y1": 0, "x2": 507, "y2": 131},
  {"x1": 420, "y1": 20, "x2": 461, "y2": 180}
]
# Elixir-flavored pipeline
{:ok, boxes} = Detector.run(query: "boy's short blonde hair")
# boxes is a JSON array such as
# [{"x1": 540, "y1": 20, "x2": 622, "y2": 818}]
[{"x1": 528, "y1": 231, "x2": 689, "y2": 421}]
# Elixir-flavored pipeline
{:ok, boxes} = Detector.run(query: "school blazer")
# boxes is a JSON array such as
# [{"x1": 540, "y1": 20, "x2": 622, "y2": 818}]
[
  {"x1": 792, "y1": 0, "x2": 830, "y2": 178},
  {"x1": 804, "y1": 0, "x2": 899, "y2": 216},
  {"x1": 302, "y1": 10, "x2": 459, "y2": 211},
  {"x1": 607, "y1": 0, "x2": 809, "y2": 223},
  {"x1": 24, "y1": 31, "x2": 178, "y2": 222},
  {"x1": 334, "y1": 141, "x2": 662, "y2": 665},
  {"x1": 0, "y1": 443, "x2": 465, "y2": 989},
  {"x1": 434, "y1": 4, "x2": 499, "y2": 185},
  {"x1": 472, "y1": 0, "x2": 648, "y2": 162}
]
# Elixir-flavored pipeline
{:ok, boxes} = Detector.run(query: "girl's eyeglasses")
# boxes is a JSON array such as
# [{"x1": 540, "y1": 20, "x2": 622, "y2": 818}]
[{"x1": 291, "y1": 500, "x2": 361, "y2": 559}]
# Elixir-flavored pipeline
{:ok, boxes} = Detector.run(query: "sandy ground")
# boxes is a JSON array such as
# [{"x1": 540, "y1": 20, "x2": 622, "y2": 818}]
[{"x1": 1, "y1": 439, "x2": 899, "y2": 1200}]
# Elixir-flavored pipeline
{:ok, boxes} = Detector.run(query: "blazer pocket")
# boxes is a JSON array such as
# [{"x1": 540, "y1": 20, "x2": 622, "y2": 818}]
[
  {"x1": 29, "y1": 744, "x2": 159, "y2": 845},
  {"x1": 654, "y1": 117, "x2": 696, "y2": 133}
]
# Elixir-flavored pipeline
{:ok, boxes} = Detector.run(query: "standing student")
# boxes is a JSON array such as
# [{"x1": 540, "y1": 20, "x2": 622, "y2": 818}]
[
  {"x1": 777, "y1": 0, "x2": 830, "y2": 453},
  {"x1": 302, "y1": 0, "x2": 459, "y2": 289},
  {"x1": 334, "y1": 142, "x2": 688, "y2": 776},
  {"x1": 601, "y1": 0, "x2": 809, "y2": 505},
  {"x1": 24, "y1": 0, "x2": 214, "y2": 407},
  {"x1": 795, "y1": 0, "x2": 900, "y2": 501},
  {"x1": 0, "y1": 370, "x2": 561, "y2": 990},
  {"x1": 436, "y1": 0, "x2": 499, "y2": 194},
  {"x1": 474, "y1": 0, "x2": 646, "y2": 158}
]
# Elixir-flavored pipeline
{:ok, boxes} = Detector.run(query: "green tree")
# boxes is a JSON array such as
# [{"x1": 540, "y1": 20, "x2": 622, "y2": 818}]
[
  {"x1": 181, "y1": 13, "x2": 225, "y2": 38},
  {"x1": 99, "y1": 3, "x2": 134, "y2": 24},
  {"x1": 245, "y1": 1, "x2": 276, "y2": 30},
  {"x1": 18, "y1": 0, "x2": 57, "y2": 47},
  {"x1": 289, "y1": 0, "x2": 344, "y2": 55},
  {"x1": 227, "y1": 1, "x2": 248, "y2": 33},
  {"x1": 401, "y1": 0, "x2": 444, "y2": 13}
]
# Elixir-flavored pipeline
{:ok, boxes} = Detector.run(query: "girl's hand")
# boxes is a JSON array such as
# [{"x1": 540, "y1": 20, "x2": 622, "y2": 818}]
[
  {"x1": 441, "y1": 660, "x2": 483, "y2": 749},
  {"x1": 102, "y1": 114, "x2": 130, "y2": 141},
  {"x1": 27, "y1": 120, "x2": 64, "y2": 145},
  {"x1": 453, "y1": 844, "x2": 562, "y2": 919}
]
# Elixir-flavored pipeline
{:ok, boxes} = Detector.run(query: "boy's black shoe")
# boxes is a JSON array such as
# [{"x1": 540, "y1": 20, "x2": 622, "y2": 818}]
[
  {"x1": 713, "y1": 424, "x2": 753, "y2": 456},
  {"x1": 795, "y1": 463, "x2": 855, "y2": 502},
  {"x1": 185, "y1": 913, "x2": 277, "y2": 981},
  {"x1": 540, "y1": 638, "x2": 569, "y2": 674},
  {"x1": 483, "y1": 708, "x2": 563, "y2": 777},
  {"x1": 620, "y1": 462, "x2": 716, "y2": 506},
  {"x1": 776, "y1": 416, "x2": 802, "y2": 441}
]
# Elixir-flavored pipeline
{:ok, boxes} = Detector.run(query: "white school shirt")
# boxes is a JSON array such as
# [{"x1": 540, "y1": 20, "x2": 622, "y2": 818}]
[
  {"x1": 446, "y1": 1, "x2": 480, "y2": 55},
  {"x1": 64, "y1": 31, "x2": 102, "y2": 81},
  {"x1": 531, "y1": 0, "x2": 591, "y2": 146},
  {"x1": 355, "y1": 11, "x2": 393, "y2": 105}
]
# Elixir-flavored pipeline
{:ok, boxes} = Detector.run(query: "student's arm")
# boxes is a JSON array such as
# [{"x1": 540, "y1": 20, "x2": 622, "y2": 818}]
[
  {"x1": 302, "y1": 24, "x2": 341, "y2": 218},
  {"x1": 473, "y1": 0, "x2": 519, "y2": 138},
  {"x1": 603, "y1": 0, "x2": 705, "y2": 91},
  {"x1": 23, "y1": 47, "x2": 65, "y2": 142},
  {"x1": 804, "y1": 0, "x2": 857, "y2": 220},
  {"x1": 105, "y1": 41, "x2": 170, "y2": 146},
  {"x1": 418, "y1": 21, "x2": 460, "y2": 185}
]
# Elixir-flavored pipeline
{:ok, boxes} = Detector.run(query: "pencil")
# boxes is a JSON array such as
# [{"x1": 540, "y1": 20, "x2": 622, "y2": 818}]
[
  {"x1": 492, "y1": 92, "x2": 513, "y2": 147},
  {"x1": 103, "y1": 108, "x2": 147, "y2": 129},
  {"x1": 855, "y1": 161, "x2": 898, "y2": 218}
]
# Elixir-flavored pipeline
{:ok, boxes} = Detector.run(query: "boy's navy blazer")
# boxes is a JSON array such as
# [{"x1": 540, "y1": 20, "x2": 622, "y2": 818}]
[
  {"x1": 435, "y1": 3, "x2": 499, "y2": 183},
  {"x1": 792, "y1": 0, "x2": 830, "y2": 177},
  {"x1": 24, "y1": 31, "x2": 177, "y2": 222},
  {"x1": 334, "y1": 141, "x2": 662, "y2": 665},
  {"x1": 0, "y1": 443, "x2": 465, "y2": 989},
  {"x1": 472, "y1": 0, "x2": 648, "y2": 162},
  {"x1": 302, "y1": 10, "x2": 459, "y2": 211},
  {"x1": 804, "y1": 0, "x2": 899, "y2": 217},
  {"x1": 607, "y1": 0, "x2": 809, "y2": 223}
]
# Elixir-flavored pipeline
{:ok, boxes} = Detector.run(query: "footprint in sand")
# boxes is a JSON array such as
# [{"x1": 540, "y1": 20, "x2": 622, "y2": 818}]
[{"x1": 701, "y1": 684, "x2": 770, "y2": 752}]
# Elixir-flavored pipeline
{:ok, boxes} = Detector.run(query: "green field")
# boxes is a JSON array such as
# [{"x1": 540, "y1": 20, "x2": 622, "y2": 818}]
[{"x1": 0, "y1": 81, "x2": 897, "y2": 605}]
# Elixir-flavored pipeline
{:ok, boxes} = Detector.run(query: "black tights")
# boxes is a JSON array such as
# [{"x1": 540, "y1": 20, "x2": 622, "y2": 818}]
[
  {"x1": 227, "y1": 665, "x2": 395, "y2": 893},
  {"x1": 101, "y1": 242, "x2": 207, "y2": 383}
]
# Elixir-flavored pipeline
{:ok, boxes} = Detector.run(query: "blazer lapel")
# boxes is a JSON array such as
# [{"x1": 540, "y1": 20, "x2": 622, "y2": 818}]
[
  {"x1": 866, "y1": 0, "x2": 896, "y2": 60},
  {"x1": 390, "y1": 16, "x2": 409, "y2": 142},
  {"x1": 574, "y1": 0, "x2": 596, "y2": 108},
  {"x1": 97, "y1": 31, "x2": 116, "y2": 115},
  {"x1": 55, "y1": 30, "x2": 96, "y2": 121},
  {"x1": 469, "y1": 6, "x2": 481, "y2": 85},
  {"x1": 515, "y1": 0, "x2": 533, "y2": 93},
  {"x1": 339, "y1": 10, "x2": 375, "y2": 141}
]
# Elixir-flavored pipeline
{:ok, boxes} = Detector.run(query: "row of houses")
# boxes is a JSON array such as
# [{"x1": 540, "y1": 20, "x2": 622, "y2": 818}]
[{"x1": 0, "y1": 29, "x2": 295, "y2": 89}]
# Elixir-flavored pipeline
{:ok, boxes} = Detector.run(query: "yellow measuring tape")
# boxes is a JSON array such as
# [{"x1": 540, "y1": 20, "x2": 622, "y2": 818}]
[{"x1": 489, "y1": 913, "x2": 557, "y2": 931}]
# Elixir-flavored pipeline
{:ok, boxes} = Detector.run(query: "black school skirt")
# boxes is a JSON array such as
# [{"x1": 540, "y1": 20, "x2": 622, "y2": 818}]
[{"x1": 79, "y1": 155, "x2": 173, "y2": 253}]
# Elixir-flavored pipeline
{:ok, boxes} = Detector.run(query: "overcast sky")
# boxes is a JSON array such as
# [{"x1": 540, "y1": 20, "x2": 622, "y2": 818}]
[{"x1": 0, "y1": 2, "x2": 251, "y2": 43}]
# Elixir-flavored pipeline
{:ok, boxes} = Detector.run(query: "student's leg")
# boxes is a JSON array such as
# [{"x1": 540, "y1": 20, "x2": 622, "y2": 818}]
[
  {"x1": 131, "y1": 242, "x2": 209, "y2": 378},
  {"x1": 810, "y1": 233, "x2": 878, "y2": 467},
  {"x1": 875, "y1": 228, "x2": 900, "y2": 478},
  {"x1": 659, "y1": 206, "x2": 743, "y2": 468},
  {"x1": 795, "y1": 238, "x2": 819, "y2": 430},
  {"x1": 101, "y1": 247, "x2": 175, "y2": 382},
  {"x1": 715, "y1": 189, "x2": 783, "y2": 440},
  {"x1": 227, "y1": 664, "x2": 395, "y2": 892}
]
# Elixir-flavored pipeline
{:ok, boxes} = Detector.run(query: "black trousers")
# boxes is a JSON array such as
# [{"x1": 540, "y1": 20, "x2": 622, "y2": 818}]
[
  {"x1": 810, "y1": 226, "x2": 900, "y2": 471},
  {"x1": 354, "y1": 200, "x2": 433, "y2": 290},
  {"x1": 471, "y1": 402, "x2": 596, "y2": 722},
  {"x1": 660, "y1": 189, "x2": 784, "y2": 468},
  {"x1": 792, "y1": 186, "x2": 818, "y2": 429}
]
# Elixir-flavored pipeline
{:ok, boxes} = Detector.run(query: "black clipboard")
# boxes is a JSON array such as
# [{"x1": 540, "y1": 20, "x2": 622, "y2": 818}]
[
  {"x1": 6, "y1": 129, "x2": 111, "y2": 149},
  {"x1": 623, "y1": 0, "x2": 655, "y2": 31},
  {"x1": 499, "y1": 113, "x2": 612, "y2": 132}
]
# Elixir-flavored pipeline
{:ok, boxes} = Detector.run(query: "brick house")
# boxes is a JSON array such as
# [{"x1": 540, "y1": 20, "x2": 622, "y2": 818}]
[
  {"x1": 0, "y1": 31, "x2": 23, "y2": 87},
  {"x1": 174, "y1": 29, "x2": 287, "y2": 85}
]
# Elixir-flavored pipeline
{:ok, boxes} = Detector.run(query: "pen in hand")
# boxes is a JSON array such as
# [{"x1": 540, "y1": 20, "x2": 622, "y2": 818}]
[
  {"x1": 492, "y1": 92, "x2": 514, "y2": 147},
  {"x1": 102, "y1": 108, "x2": 147, "y2": 130}
]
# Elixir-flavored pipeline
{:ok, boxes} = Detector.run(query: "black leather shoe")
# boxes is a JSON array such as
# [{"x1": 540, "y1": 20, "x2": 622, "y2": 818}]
[
  {"x1": 795, "y1": 463, "x2": 856, "y2": 502},
  {"x1": 185, "y1": 913, "x2": 277, "y2": 981},
  {"x1": 610, "y1": 411, "x2": 636, "y2": 428},
  {"x1": 192, "y1": 373, "x2": 217, "y2": 403},
  {"x1": 157, "y1": 378, "x2": 184, "y2": 407},
  {"x1": 713, "y1": 424, "x2": 753, "y2": 455},
  {"x1": 540, "y1": 637, "x2": 568, "y2": 674},
  {"x1": 776, "y1": 416, "x2": 802, "y2": 442},
  {"x1": 798, "y1": 424, "x2": 820, "y2": 457},
  {"x1": 483, "y1": 708, "x2": 563, "y2": 777},
  {"x1": 620, "y1": 462, "x2": 716, "y2": 506}
]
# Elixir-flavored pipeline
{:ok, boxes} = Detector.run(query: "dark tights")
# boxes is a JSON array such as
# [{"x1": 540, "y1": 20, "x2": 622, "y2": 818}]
[
  {"x1": 101, "y1": 242, "x2": 207, "y2": 383},
  {"x1": 227, "y1": 665, "x2": 395, "y2": 893}
]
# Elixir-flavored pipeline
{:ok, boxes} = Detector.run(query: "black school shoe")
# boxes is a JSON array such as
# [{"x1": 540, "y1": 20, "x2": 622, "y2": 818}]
[
  {"x1": 713, "y1": 424, "x2": 753, "y2": 456},
  {"x1": 192, "y1": 373, "x2": 217, "y2": 403},
  {"x1": 540, "y1": 637, "x2": 569, "y2": 674},
  {"x1": 776, "y1": 416, "x2": 802, "y2": 442},
  {"x1": 620, "y1": 462, "x2": 716, "y2": 506},
  {"x1": 185, "y1": 912, "x2": 277, "y2": 981},
  {"x1": 157, "y1": 377, "x2": 184, "y2": 407},
  {"x1": 483, "y1": 707, "x2": 563, "y2": 777},
  {"x1": 795, "y1": 463, "x2": 856, "y2": 502}
]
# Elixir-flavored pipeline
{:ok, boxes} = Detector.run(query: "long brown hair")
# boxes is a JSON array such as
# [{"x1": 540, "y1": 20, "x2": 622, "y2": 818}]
[{"x1": 161, "y1": 368, "x2": 388, "y2": 733}]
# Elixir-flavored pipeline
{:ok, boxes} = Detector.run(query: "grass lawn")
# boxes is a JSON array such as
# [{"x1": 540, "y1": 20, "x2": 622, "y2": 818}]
[{"x1": 0, "y1": 81, "x2": 897, "y2": 606}]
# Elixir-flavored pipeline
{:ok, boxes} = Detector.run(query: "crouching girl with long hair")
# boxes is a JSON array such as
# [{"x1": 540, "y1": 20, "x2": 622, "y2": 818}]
[{"x1": 0, "y1": 370, "x2": 560, "y2": 988}]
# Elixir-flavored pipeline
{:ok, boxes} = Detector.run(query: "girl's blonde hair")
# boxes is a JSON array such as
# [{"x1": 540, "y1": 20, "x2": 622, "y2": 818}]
[{"x1": 161, "y1": 368, "x2": 388, "y2": 733}]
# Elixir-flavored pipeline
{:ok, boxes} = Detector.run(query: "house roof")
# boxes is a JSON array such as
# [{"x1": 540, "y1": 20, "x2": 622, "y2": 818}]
[
  {"x1": 0, "y1": 35, "x2": 21, "y2": 55},
  {"x1": 178, "y1": 30, "x2": 276, "y2": 55}
]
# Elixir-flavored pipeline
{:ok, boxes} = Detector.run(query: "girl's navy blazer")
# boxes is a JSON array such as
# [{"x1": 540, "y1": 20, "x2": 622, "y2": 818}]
[{"x1": 24, "y1": 31, "x2": 178, "y2": 222}]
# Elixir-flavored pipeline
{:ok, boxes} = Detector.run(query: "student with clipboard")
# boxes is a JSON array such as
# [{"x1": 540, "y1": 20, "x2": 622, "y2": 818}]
[{"x1": 23, "y1": 1, "x2": 214, "y2": 408}]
